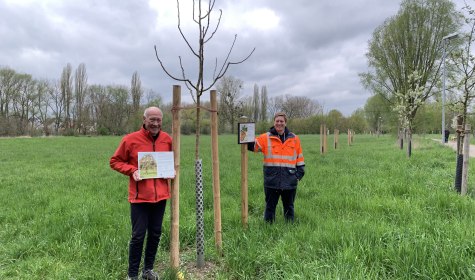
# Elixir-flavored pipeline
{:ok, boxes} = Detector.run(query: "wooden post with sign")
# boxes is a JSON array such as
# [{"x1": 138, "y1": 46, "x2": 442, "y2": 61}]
[
  {"x1": 240, "y1": 116, "x2": 249, "y2": 228},
  {"x1": 170, "y1": 85, "x2": 181, "y2": 268},
  {"x1": 210, "y1": 90, "x2": 222, "y2": 253}
]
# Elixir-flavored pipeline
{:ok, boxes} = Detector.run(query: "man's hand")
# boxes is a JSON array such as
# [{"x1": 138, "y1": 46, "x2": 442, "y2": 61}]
[{"x1": 132, "y1": 170, "x2": 141, "y2": 181}]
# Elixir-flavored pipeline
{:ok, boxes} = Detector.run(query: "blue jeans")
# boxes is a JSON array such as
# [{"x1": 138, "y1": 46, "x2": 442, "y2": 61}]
[
  {"x1": 264, "y1": 187, "x2": 296, "y2": 222},
  {"x1": 128, "y1": 200, "x2": 167, "y2": 277}
]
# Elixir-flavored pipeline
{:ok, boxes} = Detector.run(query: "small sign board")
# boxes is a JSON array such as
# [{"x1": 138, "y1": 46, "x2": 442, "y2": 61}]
[{"x1": 237, "y1": 122, "x2": 255, "y2": 144}]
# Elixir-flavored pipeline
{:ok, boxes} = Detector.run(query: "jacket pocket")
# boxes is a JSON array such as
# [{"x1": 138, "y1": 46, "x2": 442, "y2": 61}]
[
  {"x1": 286, "y1": 168, "x2": 298, "y2": 186},
  {"x1": 263, "y1": 167, "x2": 279, "y2": 187}
]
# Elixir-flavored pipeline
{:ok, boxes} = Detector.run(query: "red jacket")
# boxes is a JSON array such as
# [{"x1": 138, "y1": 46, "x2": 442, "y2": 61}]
[{"x1": 110, "y1": 127, "x2": 172, "y2": 203}]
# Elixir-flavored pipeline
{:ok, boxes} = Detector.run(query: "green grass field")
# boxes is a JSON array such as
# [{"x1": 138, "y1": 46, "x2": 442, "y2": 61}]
[{"x1": 1, "y1": 134, "x2": 474, "y2": 279}]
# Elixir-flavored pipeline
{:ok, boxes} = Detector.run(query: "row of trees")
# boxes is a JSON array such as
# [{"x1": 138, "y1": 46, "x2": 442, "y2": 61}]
[
  {"x1": 361, "y1": 0, "x2": 475, "y2": 156},
  {"x1": 0, "y1": 64, "x2": 164, "y2": 136},
  {"x1": 2, "y1": 60, "x2": 464, "y2": 138},
  {"x1": 0, "y1": 62, "x2": 329, "y2": 137}
]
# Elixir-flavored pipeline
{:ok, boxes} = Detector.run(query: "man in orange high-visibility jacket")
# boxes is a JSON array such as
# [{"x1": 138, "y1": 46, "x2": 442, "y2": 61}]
[{"x1": 248, "y1": 112, "x2": 305, "y2": 222}]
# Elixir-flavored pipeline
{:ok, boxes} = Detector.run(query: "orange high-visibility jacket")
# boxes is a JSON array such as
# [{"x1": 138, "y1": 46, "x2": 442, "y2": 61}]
[{"x1": 253, "y1": 127, "x2": 305, "y2": 189}]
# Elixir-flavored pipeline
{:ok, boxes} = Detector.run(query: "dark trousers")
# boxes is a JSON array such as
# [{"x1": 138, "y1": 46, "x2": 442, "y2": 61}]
[
  {"x1": 264, "y1": 187, "x2": 296, "y2": 222},
  {"x1": 128, "y1": 200, "x2": 167, "y2": 277}
]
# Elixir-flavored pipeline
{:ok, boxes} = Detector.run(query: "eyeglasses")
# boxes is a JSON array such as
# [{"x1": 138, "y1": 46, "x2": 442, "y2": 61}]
[{"x1": 147, "y1": 118, "x2": 162, "y2": 123}]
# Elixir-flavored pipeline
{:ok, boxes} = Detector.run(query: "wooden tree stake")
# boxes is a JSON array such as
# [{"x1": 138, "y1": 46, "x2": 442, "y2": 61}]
[
  {"x1": 210, "y1": 90, "x2": 222, "y2": 253},
  {"x1": 170, "y1": 85, "x2": 181, "y2": 268}
]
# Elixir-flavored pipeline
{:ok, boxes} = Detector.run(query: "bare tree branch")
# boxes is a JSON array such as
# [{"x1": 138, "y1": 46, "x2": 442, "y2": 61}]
[{"x1": 178, "y1": 0, "x2": 199, "y2": 57}]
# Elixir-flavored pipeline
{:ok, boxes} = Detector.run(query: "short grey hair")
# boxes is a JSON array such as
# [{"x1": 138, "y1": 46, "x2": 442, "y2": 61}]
[{"x1": 143, "y1": 107, "x2": 162, "y2": 117}]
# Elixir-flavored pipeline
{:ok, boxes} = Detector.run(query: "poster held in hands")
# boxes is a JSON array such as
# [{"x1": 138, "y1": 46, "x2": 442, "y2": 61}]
[{"x1": 138, "y1": 152, "x2": 175, "y2": 179}]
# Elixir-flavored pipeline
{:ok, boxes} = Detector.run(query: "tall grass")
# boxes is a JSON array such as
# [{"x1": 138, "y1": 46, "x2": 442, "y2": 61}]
[{"x1": 0, "y1": 134, "x2": 474, "y2": 279}]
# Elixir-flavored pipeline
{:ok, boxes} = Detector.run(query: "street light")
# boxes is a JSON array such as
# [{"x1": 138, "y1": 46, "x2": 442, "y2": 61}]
[{"x1": 442, "y1": 32, "x2": 458, "y2": 143}]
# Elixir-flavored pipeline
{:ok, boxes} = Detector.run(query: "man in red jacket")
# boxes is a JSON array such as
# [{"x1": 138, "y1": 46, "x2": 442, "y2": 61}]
[{"x1": 110, "y1": 106, "x2": 174, "y2": 280}]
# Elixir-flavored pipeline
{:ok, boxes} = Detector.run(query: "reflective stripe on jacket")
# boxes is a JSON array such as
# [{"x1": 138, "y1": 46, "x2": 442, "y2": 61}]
[{"x1": 254, "y1": 128, "x2": 305, "y2": 189}]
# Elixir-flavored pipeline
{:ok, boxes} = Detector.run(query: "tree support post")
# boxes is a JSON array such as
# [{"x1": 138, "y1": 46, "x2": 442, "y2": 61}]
[
  {"x1": 170, "y1": 85, "x2": 181, "y2": 268},
  {"x1": 240, "y1": 116, "x2": 249, "y2": 229},
  {"x1": 210, "y1": 90, "x2": 222, "y2": 253},
  {"x1": 334, "y1": 129, "x2": 339, "y2": 149}
]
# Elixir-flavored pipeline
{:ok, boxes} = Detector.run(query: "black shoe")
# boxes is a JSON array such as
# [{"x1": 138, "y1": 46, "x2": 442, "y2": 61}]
[{"x1": 141, "y1": 269, "x2": 159, "y2": 280}]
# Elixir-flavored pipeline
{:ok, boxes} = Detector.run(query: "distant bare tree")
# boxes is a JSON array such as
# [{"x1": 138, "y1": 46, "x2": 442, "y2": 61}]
[
  {"x1": 131, "y1": 71, "x2": 143, "y2": 114},
  {"x1": 35, "y1": 79, "x2": 51, "y2": 135},
  {"x1": 48, "y1": 80, "x2": 64, "y2": 134},
  {"x1": 145, "y1": 89, "x2": 162, "y2": 108},
  {"x1": 61, "y1": 63, "x2": 73, "y2": 130},
  {"x1": 280, "y1": 95, "x2": 321, "y2": 119},
  {"x1": 11, "y1": 73, "x2": 35, "y2": 135},
  {"x1": 129, "y1": 71, "x2": 144, "y2": 131},
  {"x1": 74, "y1": 63, "x2": 88, "y2": 134},
  {"x1": 217, "y1": 76, "x2": 243, "y2": 133},
  {"x1": 268, "y1": 95, "x2": 283, "y2": 119},
  {"x1": 0, "y1": 67, "x2": 16, "y2": 119},
  {"x1": 0, "y1": 67, "x2": 19, "y2": 135},
  {"x1": 260, "y1": 85, "x2": 268, "y2": 121}
]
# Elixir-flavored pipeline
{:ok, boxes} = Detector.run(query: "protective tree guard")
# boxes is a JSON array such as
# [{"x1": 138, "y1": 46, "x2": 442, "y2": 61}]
[
  {"x1": 454, "y1": 121, "x2": 463, "y2": 193},
  {"x1": 195, "y1": 159, "x2": 205, "y2": 267},
  {"x1": 461, "y1": 124, "x2": 471, "y2": 196},
  {"x1": 455, "y1": 154, "x2": 463, "y2": 193},
  {"x1": 334, "y1": 129, "x2": 339, "y2": 149}
]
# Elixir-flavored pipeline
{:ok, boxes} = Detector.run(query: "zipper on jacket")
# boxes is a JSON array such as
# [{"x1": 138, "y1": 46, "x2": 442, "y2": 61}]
[
  {"x1": 135, "y1": 181, "x2": 139, "y2": 199},
  {"x1": 152, "y1": 137, "x2": 158, "y2": 201}
]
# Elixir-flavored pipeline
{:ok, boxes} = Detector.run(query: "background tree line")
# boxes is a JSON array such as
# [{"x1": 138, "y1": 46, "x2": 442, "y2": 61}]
[
  {"x1": 0, "y1": 63, "x2": 379, "y2": 137},
  {"x1": 0, "y1": 63, "x2": 162, "y2": 136},
  {"x1": 1, "y1": 61, "x2": 460, "y2": 138}
]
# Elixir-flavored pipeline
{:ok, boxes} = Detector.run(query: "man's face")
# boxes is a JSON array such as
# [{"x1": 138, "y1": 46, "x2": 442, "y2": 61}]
[
  {"x1": 143, "y1": 109, "x2": 163, "y2": 136},
  {"x1": 274, "y1": 116, "x2": 286, "y2": 135}
]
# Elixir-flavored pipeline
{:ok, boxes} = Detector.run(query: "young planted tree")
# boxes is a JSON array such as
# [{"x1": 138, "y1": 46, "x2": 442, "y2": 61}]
[
  {"x1": 393, "y1": 71, "x2": 425, "y2": 157},
  {"x1": 154, "y1": 0, "x2": 254, "y2": 159},
  {"x1": 447, "y1": 2, "x2": 475, "y2": 194},
  {"x1": 154, "y1": 0, "x2": 254, "y2": 268},
  {"x1": 360, "y1": 0, "x2": 460, "y2": 156}
]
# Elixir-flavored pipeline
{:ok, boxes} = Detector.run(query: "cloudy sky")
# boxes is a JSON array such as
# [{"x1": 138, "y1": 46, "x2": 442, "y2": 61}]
[{"x1": 0, "y1": 0, "x2": 467, "y2": 116}]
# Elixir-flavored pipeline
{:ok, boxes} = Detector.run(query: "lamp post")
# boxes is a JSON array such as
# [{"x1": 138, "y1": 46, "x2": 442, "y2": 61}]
[{"x1": 442, "y1": 32, "x2": 458, "y2": 143}]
